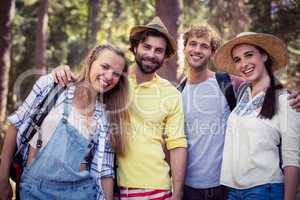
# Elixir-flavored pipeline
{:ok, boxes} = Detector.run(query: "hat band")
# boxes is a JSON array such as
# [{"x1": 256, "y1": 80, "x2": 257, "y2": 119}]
[{"x1": 148, "y1": 24, "x2": 164, "y2": 31}]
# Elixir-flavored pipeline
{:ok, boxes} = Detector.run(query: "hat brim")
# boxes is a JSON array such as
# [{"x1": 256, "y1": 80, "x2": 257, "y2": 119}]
[
  {"x1": 213, "y1": 33, "x2": 288, "y2": 76},
  {"x1": 130, "y1": 25, "x2": 177, "y2": 57}
]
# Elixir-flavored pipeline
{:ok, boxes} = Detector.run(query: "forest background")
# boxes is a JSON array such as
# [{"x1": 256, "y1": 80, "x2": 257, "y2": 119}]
[{"x1": 1, "y1": 0, "x2": 300, "y2": 146}]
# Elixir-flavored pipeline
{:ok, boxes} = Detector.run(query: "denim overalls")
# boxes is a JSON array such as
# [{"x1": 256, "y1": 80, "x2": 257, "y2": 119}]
[{"x1": 20, "y1": 97, "x2": 98, "y2": 200}]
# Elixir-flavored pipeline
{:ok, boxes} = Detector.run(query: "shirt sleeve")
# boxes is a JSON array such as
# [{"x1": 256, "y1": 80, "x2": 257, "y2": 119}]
[
  {"x1": 279, "y1": 93, "x2": 300, "y2": 168},
  {"x1": 163, "y1": 90, "x2": 187, "y2": 150},
  {"x1": 7, "y1": 74, "x2": 54, "y2": 129},
  {"x1": 100, "y1": 138, "x2": 114, "y2": 178}
]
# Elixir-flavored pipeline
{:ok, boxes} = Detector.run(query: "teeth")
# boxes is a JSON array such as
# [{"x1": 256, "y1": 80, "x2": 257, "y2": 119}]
[
  {"x1": 243, "y1": 67, "x2": 254, "y2": 74},
  {"x1": 100, "y1": 79, "x2": 108, "y2": 87},
  {"x1": 191, "y1": 55, "x2": 202, "y2": 60}
]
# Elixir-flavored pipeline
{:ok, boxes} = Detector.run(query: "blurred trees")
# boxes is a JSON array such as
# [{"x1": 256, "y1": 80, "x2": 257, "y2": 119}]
[
  {"x1": 34, "y1": 0, "x2": 48, "y2": 76},
  {"x1": 0, "y1": 0, "x2": 15, "y2": 135},
  {"x1": 156, "y1": 0, "x2": 182, "y2": 83}
]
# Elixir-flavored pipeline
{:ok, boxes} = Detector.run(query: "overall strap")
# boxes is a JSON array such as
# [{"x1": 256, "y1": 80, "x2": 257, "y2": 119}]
[
  {"x1": 215, "y1": 72, "x2": 237, "y2": 111},
  {"x1": 62, "y1": 87, "x2": 74, "y2": 121}
]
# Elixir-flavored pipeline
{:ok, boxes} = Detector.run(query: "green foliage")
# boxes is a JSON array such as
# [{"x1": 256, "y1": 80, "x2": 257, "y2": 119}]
[{"x1": 10, "y1": 0, "x2": 300, "y2": 98}]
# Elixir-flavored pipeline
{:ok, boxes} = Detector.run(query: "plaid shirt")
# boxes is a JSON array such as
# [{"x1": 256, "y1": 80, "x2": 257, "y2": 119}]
[{"x1": 8, "y1": 74, "x2": 114, "y2": 200}]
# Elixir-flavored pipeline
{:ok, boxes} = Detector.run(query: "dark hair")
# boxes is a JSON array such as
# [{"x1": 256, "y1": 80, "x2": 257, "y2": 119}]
[
  {"x1": 256, "y1": 45, "x2": 283, "y2": 119},
  {"x1": 129, "y1": 29, "x2": 173, "y2": 58}
]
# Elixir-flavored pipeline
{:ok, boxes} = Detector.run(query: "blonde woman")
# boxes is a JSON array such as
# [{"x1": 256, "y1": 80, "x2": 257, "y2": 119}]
[
  {"x1": 0, "y1": 44, "x2": 130, "y2": 200},
  {"x1": 214, "y1": 32, "x2": 300, "y2": 200}
]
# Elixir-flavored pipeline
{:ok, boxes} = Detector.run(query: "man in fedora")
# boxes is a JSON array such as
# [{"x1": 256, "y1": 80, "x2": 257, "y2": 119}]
[
  {"x1": 51, "y1": 17, "x2": 187, "y2": 200},
  {"x1": 116, "y1": 16, "x2": 187, "y2": 200}
]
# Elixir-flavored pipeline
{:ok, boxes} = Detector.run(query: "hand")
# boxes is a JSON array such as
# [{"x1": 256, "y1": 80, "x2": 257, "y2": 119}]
[
  {"x1": 287, "y1": 90, "x2": 300, "y2": 112},
  {"x1": 0, "y1": 178, "x2": 13, "y2": 200},
  {"x1": 51, "y1": 65, "x2": 77, "y2": 87}
]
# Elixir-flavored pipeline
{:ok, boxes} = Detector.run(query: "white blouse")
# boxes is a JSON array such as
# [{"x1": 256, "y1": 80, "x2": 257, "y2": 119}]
[{"x1": 221, "y1": 87, "x2": 300, "y2": 189}]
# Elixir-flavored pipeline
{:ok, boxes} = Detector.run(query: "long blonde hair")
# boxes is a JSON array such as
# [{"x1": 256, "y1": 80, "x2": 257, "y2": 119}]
[{"x1": 76, "y1": 44, "x2": 130, "y2": 157}]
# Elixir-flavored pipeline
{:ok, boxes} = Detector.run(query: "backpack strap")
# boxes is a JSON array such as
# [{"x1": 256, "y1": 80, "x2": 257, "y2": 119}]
[
  {"x1": 177, "y1": 77, "x2": 187, "y2": 92},
  {"x1": 215, "y1": 72, "x2": 237, "y2": 111},
  {"x1": 20, "y1": 83, "x2": 65, "y2": 145}
]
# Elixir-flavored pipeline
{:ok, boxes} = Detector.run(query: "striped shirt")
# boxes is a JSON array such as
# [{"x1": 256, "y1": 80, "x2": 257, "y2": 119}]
[{"x1": 8, "y1": 74, "x2": 113, "y2": 200}]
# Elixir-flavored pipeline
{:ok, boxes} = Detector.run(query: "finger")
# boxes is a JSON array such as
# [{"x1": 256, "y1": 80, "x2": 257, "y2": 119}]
[
  {"x1": 291, "y1": 97, "x2": 300, "y2": 111},
  {"x1": 71, "y1": 72, "x2": 78, "y2": 81},
  {"x1": 61, "y1": 70, "x2": 69, "y2": 86},
  {"x1": 52, "y1": 70, "x2": 59, "y2": 83},
  {"x1": 65, "y1": 68, "x2": 72, "y2": 82},
  {"x1": 289, "y1": 99, "x2": 296, "y2": 107},
  {"x1": 56, "y1": 72, "x2": 66, "y2": 87},
  {"x1": 287, "y1": 91, "x2": 297, "y2": 100}
]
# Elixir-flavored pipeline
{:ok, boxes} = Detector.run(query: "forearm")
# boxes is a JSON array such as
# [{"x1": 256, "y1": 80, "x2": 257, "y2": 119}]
[
  {"x1": 169, "y1": 147, "x2": 187, "y2": 198},
  {"x1": 0, "y1": 124, "x2": 17, "y2": 180},
  {"x1": 101, "y1": 177, "x2": 114, "y2": 200},
  {"x1": 283, "y1": 166, "x2": 299, "y2": 200}
]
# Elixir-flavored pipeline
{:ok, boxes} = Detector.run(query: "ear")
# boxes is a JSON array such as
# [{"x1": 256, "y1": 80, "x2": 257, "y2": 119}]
[
  {"x1": 262, "y1": 53, "x2": 268, "y2": 63},
  {"x1": 133, "y1": 47, "x2": 137, "y2": 54}
]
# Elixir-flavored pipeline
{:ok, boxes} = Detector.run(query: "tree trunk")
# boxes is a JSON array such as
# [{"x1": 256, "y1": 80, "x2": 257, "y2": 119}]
[
  {"x1": 0, "y1": 0, "x2": 15, "y2": 134},
  {"x1": 155, "y1": 0, "x2": 182, "y2": 85},
  {"x1": 86, "y1": 0, "x2": 101, "y2": 49},
  {"x1": 35, "y1": 0, "x2": 48, "y2": 77}
]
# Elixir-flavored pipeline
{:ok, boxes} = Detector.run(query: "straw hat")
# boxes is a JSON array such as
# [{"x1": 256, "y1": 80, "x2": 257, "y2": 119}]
[
  {"x1": 213, "y1": 32, "x2": 288, "y2": 75},
  {"x1": 129, "y1": 17, "x2": 176, "y2": 57}
]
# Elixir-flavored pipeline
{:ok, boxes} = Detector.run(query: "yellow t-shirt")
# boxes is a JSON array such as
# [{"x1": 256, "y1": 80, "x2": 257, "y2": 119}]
[{"x1": 117, "y1": 73, "x2": 187, "y2": 189}]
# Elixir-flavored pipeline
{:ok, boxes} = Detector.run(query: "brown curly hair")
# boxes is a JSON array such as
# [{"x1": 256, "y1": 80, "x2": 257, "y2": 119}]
[{"x1": 183, "y1": 23, "x2": 221, "y2": 54}]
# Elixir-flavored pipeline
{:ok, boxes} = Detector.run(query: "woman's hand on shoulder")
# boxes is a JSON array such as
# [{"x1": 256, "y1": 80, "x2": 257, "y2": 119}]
[{"x1": 287, "y1": 90, "x2": 300, "y2": 112}]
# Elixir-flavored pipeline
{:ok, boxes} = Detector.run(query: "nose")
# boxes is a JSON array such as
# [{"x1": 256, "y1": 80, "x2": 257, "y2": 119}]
[
  {"x1": 146, "y1": 49, "x2": 155, "y2": 58},
  {"x1": 241, "y1": 58, "x2": 249, "y2": 69},
  {"x1": 194, "y1": 44, "x2": 201, "y2": 53},
  {"x1": 104, "y1": 70, "x2": 113, "y2": 81}
]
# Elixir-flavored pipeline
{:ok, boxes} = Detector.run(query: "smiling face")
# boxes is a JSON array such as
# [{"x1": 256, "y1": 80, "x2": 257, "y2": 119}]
[
  {"x1": 89, "y1": 49, "x2": 125, "y2": 93},
  {"x1": 232, "y1": 44, "x2": 269, "y2": 84},
  {"x1": 134, "y1": 36, "x2": 166, "y2": 74},
  {"x1": 184, "y1": 35, "x2": 212, "y2": 70}
]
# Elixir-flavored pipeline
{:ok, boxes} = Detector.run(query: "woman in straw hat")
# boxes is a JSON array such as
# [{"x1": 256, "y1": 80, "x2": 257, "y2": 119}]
[{"x1": 214, "y1": 32, "x2": 300, "y2": 200}]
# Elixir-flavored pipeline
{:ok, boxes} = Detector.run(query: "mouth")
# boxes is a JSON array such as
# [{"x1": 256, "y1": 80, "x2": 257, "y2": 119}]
[
  {"x1": 143, "y1": 59, "x2": 157, "y2": 66},
  {"x1": 190, "y1": 54, "x2": 203, "y2": 61},
  {"x1": 241, "y1": 66, "x2": 255, "y2": 76},
  {"x1": 97, "y1": 77, "x2": 110, "y2": 88}
]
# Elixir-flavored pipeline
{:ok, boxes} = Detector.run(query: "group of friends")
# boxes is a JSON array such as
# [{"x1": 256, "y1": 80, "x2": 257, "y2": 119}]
[{"x1": 0, "y1": 16, "x2": 300, "y2": 200}]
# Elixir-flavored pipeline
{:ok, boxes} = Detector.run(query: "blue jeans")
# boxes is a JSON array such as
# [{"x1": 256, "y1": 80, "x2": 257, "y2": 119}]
[{"x1": 227, "y1": 183, "x2": 283, "y2": 200}]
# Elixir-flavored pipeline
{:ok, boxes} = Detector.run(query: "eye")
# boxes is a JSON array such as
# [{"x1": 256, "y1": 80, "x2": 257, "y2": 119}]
[
  {"x1": 155, "y1": 48, "x2": 164, "y2": 54},
  {"x1": 189, "y1": 41, "x2": 197, "y2": 47},
  {"x1": 143, "y1": 44, "x2": 151, "y2": 50},
  {"x1": 112, "y1": 71, "x2": 122, "y2": 78},
  {"x1": 245, "y1": 52, "x2": 253, "y2": 58},
  {"x1": 201, "y1": 44, "x2": 210, "y2": 49},
  {"x1": 101, "y1": 64, "x2": 109, "y2": 70},
  {"x1": 233, "y1": 57, "x2": 240, "y2": 64}
]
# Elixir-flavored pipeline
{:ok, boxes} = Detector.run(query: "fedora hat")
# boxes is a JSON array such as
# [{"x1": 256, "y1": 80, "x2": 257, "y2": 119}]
[
  {"x1": 213, "y1": 32, "x2": 288, "y2": 75},
  {"x1": 129, "y1": 17, "x2": 176, "y2": 57}
]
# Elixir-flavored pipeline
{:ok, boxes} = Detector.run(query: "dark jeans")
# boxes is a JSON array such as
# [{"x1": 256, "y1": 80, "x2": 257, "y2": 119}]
[{"x1": 183, "y1": 185, "x2": 228, "y2": 200}]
